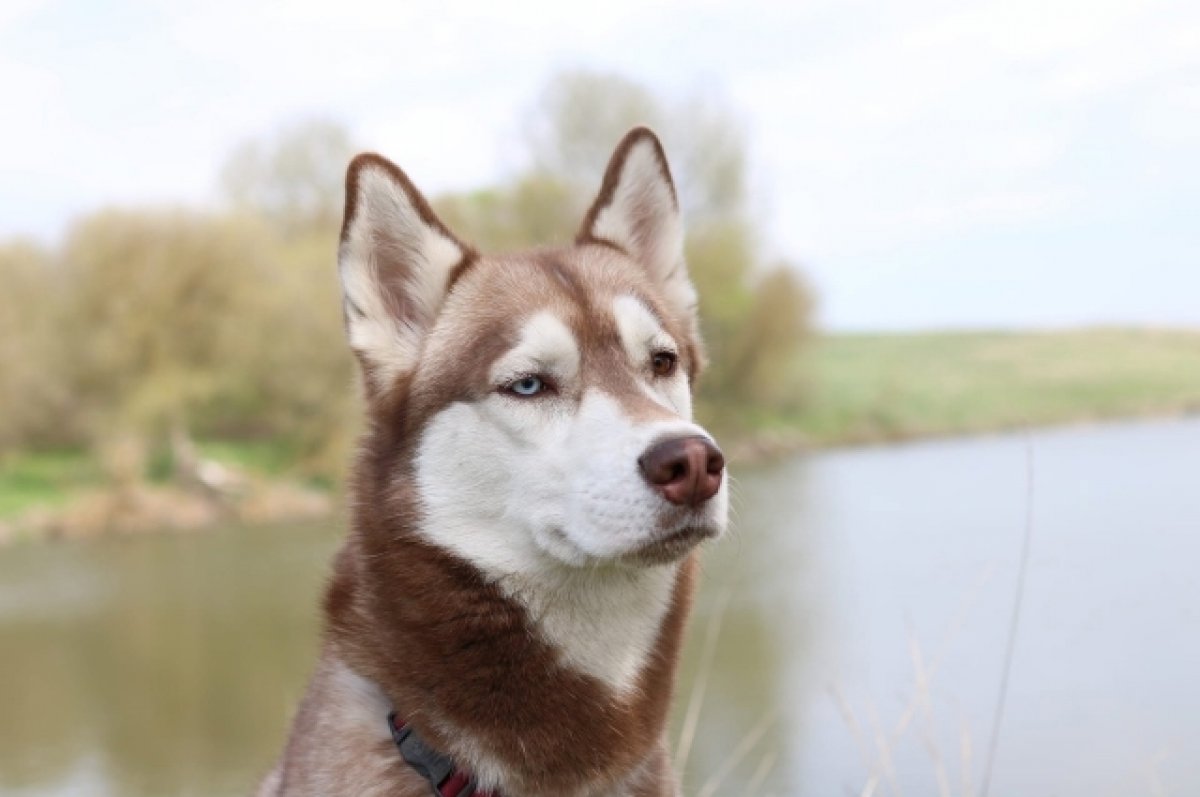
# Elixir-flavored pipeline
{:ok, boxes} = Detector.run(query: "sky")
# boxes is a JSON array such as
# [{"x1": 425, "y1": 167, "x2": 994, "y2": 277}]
[{"x1": 1, "y1": 0, "x2": 1197, "y2": 330}]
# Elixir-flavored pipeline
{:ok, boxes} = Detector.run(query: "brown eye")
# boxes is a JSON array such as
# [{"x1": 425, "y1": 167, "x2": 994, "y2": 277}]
[{"x1": 651, "y1": 351, "x2": 678, "y2": 377}]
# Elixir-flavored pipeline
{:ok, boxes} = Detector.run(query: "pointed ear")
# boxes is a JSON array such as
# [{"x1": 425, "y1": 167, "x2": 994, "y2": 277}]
[
  {"x1": 338, "y1": 153, "x2": 474, "y2": 393},
  {"x1": 577, "y1": 127, "x2": 698, "y2": 331}
]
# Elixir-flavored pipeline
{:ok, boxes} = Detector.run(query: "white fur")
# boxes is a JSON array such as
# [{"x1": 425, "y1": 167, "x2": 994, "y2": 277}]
[
  {"x1": 259, "y1": 658, "x2": 400, "y2": 797},
  {"x1": 412, "y1": 314, "x2": 727, "y2": 693},
  {"x1": 589, "y1": 138, "x2": 698, "y2": 326},
  {"x1": 338, "y1": 164, "x2": 464, "y2": 387},
  {"x1": 413, "y1": 394, "x2": 687, "y2": 694},
  {"x1": 327, "y1": 658, "x2": 393, "y2": 733},
  {"x1": 489, "y1": 311, "x2": 580, "y2": 387}
]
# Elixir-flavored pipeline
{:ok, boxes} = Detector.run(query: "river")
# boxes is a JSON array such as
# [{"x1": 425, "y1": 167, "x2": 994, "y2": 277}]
[{"x1": 2, "y1": 417, "x2": 1198, "y2": 795}]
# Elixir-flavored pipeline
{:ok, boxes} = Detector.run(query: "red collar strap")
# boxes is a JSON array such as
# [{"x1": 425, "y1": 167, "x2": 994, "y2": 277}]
[{"x1": 388, "y1": 712, "x2": 500, "y2": 797}]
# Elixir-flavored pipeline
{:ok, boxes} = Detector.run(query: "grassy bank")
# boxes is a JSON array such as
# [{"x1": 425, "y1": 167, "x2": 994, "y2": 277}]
[
  {"x1": 0, "y1": 440, "x2": 303, "y2": 519},
  {"x1": 792, "y1": 327, "x2": 1200, "y2": 445},
  {"x1": 4, "y1": 327, "x2": 1200, "y2": 528},
  {"x1": 0, "y1": 440, "x2": 331, "y2": 539}
]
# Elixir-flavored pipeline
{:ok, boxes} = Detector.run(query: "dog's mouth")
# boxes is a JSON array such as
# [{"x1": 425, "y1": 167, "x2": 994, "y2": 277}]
[{"x1": 621, "y1": 524, "x2": 718, "y2": 566}]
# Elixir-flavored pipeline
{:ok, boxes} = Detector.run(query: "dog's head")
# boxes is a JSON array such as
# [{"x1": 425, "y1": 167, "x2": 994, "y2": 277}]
[{"x1": 338, "y1": 128, "x2": 727, "y2": 573}]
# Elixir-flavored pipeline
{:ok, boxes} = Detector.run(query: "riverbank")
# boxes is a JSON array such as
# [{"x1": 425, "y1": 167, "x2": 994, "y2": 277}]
[
  {"x1": 4, "y1": 327, "x2": 1199, "y2": 541},
  {"x1": 0, "y1": 443, "x2": 334, "y2": 544}
]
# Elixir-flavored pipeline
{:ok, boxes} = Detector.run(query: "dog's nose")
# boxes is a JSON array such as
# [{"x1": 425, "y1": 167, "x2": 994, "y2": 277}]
[{"x1": 638, "y1": 436, "x2": 725, "y2": 507}]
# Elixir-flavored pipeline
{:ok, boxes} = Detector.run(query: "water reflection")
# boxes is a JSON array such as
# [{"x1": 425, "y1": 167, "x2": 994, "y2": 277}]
[
  {"x1": 672, "y1": 457, "x2": 826, "y2": 794},
  {"x1": 3, "y1": 418, "x2": 1200, "y2": 795},
  {"x1": 0, "y1": 527, "x2": 339, "y2": 796}
]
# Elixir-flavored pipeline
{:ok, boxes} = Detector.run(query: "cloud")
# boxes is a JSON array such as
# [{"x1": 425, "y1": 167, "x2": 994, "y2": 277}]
[
  {"x1": 1136, "y1": 81, "x2": 1200, "y2": 149},
  {"x1": 740, "y1": 0, "x2": 1200, "y2": 261},
  {"x1": 0, "y1": 0, "x2": 47, "y2": 32},
  {"x1": 0, "y1": 0, "x2": 1196, "y2": 328}
]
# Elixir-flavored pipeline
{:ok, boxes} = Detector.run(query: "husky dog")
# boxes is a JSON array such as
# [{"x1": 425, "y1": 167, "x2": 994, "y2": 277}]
[{"x1": 259, "y1": 127, "x2": 729, "y2": 797}]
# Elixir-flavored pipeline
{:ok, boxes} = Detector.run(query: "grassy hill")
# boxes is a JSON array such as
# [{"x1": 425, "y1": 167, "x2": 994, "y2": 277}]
[{"x1": 792, "y1": 328, "x2": 1200, "y2": 445}]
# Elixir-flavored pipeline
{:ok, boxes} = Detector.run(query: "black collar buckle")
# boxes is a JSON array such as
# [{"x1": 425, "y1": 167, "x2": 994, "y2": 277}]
[{"x1": 388, "y1": 711, "x2": 465, "y2": 797}]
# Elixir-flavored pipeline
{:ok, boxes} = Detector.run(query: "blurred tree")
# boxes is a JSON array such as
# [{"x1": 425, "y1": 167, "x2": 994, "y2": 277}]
[
  {"x1": 58, "y1": 211, "x2": 269, "y2": 452},
  {"x1": 0, "y1": 241, "x2": 76, "y2": 450},
  {"x1": 215, "y1": 229, "x2": 356, "y2": 477},
  {"x1": 524, "y1": 71, "x2": 748, "y2": 223},
  {"x1": 218, "y1": 120, "x2": 360, "y2": 473},
  {"x1": 54, "y1": 209, "x2": 352, "y2": 476},
  {"x1": 221, "y1": 119, "x2": 355, "y2": 237},
  {"x1": 524, "y1": 72, "x2": 660, "y2": 189},
  {"x1": 727, "y1": 264, "x2": 814, "y2": 412},
  {"x1": 435, "y1": 173, "x2": 582, "y2": 251}
]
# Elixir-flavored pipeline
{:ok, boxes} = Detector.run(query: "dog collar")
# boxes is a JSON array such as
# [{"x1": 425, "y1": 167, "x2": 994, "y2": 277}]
[{"x1": 388, "y1": 712, "x2": 500, "y2": 797}]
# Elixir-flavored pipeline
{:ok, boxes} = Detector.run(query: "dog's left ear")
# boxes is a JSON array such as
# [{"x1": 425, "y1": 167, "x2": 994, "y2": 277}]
[{"x1": 577, "y1": 127, "x2": 699, "y2": 335}]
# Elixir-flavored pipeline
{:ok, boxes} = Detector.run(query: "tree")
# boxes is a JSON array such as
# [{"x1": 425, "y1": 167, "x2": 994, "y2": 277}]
[
  {"x1": 57, "y1": 210, "x2": 272, "y2": 445},
  {"x1": 221, "y1": 119, "x2": 355, "y2": 237},
  {"x1": 524, "y1": 71, "x2": 748, "y2": 222},
  {"x1": 434, "y1": 173, "x2": 582, "y2": 251},
  {"x1": 0, "y1": 241, "x2": 76, "y2": 450},
  {"x1": 45, "y1": 206, "x2": 354, "y2": 477}
]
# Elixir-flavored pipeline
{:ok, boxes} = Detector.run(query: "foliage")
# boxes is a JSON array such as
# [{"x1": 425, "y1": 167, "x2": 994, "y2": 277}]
[
  {"x1": 524, "y1": 71, "x2": 748, "y2": 222},
  {"x1": 57, "y1": 209, "x2": 270, "y2": 441},
  {"x1": 221, "y1": 119, "x2": 354, "y2": 237},
  {"x1": 0, "y1": 241, "x2": 77, "y2": 449},
  {"x1": 0, "y1": 204, "x2": 355, "y2": 476},
  {"x1": 434, "y1": 173, "x2": 582, "y2": 251},
  {"x1": 0, "y1": 75, "x2": 812, "y2": 492}
]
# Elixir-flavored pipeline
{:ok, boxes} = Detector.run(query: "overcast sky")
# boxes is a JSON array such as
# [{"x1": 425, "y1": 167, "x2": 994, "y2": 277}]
[{"x1": 2, "y1": 0, "x2": 1197, "y2": 330}]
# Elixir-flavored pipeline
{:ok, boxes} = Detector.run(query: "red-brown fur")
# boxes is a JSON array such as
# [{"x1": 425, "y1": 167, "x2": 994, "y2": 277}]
[{"x1": 261, "y1": 128, "x2": 709, "y2": 797}]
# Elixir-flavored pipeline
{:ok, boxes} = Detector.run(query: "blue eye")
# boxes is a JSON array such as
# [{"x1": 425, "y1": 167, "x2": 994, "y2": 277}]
[{"x1": 508, "y1": 376, "x2": 546, "y2": 397}]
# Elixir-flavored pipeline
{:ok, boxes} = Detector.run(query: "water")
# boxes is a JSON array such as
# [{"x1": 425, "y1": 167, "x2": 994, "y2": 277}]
[{"x1": 2, "y1": 418, "x2": 1198, "y2": 796}]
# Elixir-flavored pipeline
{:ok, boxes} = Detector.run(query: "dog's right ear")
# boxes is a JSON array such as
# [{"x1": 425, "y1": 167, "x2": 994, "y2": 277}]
[
  {"x1": 338, "y1": 153, "x2": 474, "y2": 394},
  {"x1": 577, "y1": 127, "x2": 700, "y2": 347}
]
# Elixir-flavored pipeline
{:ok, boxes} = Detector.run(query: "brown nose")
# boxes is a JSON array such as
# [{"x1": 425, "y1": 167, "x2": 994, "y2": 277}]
[{"x1": 638, "y1": 436, "x2": 725, "y2": 507}]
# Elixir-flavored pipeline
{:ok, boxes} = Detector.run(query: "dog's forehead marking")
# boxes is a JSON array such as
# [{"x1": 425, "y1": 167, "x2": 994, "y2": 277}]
[
  {"x1": 612, "y1": 295, "x2": 673, "y2": 365},
  {"x1": 489, "y1": 311, "x2": 580, "y2": 383},
  {"x1": 413, "y1": 257, "x2": 579, "y2": 401},
  {"x1": 420, "y1": 251, "x2": 689, "y2": 420}
]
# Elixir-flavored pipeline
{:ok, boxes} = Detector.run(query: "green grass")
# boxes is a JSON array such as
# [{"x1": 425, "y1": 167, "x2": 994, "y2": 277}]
[
  {"x1": 792, "y1": 327, "x2": 1200, "y2": 445},
  {"x1": 194, "y1": 439, "x2": 300, "y2": 478},
  {"x1": 0, "y1": 448, "x2": 101, "y2": 517},
  {"x1": 0, "y1": 440, "x2": 307, "y2": 520}
]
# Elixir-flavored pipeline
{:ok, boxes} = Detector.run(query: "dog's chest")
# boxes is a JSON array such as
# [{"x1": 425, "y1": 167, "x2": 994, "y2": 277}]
[{"x1": 501, "y1": 564, "x2": 678, "y2": 694}]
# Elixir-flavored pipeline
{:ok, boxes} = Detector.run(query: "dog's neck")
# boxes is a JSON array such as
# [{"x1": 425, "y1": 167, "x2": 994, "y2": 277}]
[
  {"x1": 326, "y1": 504, "x2": 695, "y2": 796},
  {"x1": 492, "y1": 559, "x2": 680, "y2": 695}
]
